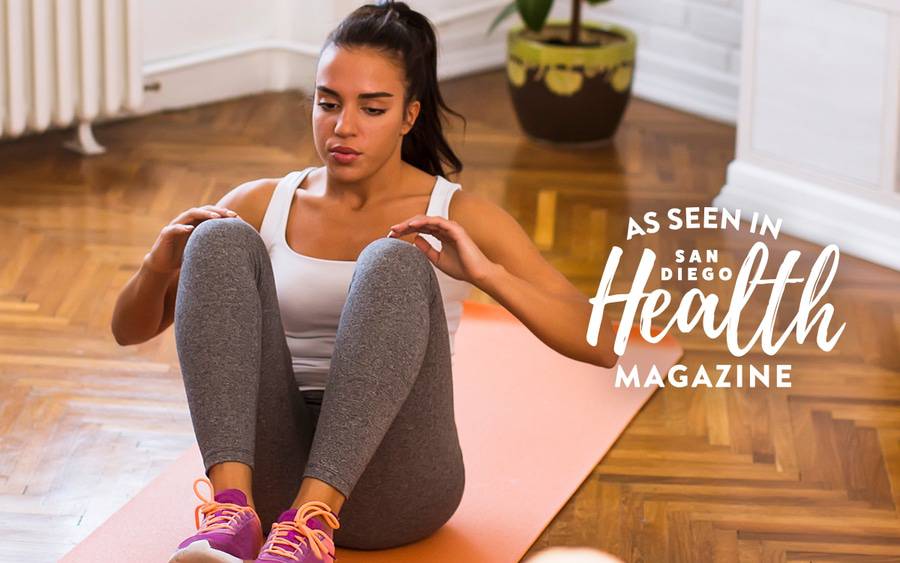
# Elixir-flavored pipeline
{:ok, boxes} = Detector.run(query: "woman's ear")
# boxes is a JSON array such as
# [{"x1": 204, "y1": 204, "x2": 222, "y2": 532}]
[{"x1": 402, "y1": 99, "x2": 421, "y2": 135}]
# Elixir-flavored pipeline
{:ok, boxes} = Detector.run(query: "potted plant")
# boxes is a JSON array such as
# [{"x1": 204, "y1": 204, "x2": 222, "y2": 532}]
[{"x1": 488, "y1": 0, "x2": 637, "y2": 145}]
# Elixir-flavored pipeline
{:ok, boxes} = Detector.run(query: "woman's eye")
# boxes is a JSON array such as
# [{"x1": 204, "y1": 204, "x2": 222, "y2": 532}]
[{"x1": 316, "y1": 102, "x2": 384, "y2": 115}]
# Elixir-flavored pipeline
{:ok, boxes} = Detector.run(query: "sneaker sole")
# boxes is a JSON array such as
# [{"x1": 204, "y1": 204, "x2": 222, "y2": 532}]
[{"x1": 167, "y1": 539, "x2": 253, "y2": 563}]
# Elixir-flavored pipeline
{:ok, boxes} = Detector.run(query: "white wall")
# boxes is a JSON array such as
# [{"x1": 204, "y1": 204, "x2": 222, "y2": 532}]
[
  {"x1": 141, "y1": 1, "x2": 282, "y2": 61},
  {"x1": 714, "y1": 0, "x2": 900, "y2": 271},
  {"x1": 135, "y1": 0, "x2": 514, "y2": 116},
  {"x1": 133, "y1": 0, "x2": 744, "y2": 124}
]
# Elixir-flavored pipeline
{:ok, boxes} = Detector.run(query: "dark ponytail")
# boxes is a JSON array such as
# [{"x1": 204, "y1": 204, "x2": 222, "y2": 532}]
[{"x1": 322, "y1": 1, "x2": 465, "y2": 179}]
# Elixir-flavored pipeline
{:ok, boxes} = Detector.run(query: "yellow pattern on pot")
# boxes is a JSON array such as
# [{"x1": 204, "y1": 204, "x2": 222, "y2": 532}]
[
  {"x1": 507, "y1": 59, "x2": 527, "y2": 87},
  {"x1": 544, "y1": 68, "x2": 583, "y2": 96},
  {"x1": 507, "y1": 19, "x2": 637, "y2": 96},
  {"x1": 610, "y1": 66, "x2": 633, "y2": 93}
]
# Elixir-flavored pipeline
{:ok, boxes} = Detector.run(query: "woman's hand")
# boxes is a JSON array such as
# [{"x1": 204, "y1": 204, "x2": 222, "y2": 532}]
[
  {"x1": 143, "y1": 205, "x2": 240, "y2": 274},
  {"x1": 387, "y1": 214, "x2": 497, "y2": 285}
]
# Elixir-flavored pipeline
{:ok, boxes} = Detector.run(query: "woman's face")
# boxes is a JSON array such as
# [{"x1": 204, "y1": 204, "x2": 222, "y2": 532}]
[{"x1": 312, "y1": 44, "x2": 420, "y2": 181}]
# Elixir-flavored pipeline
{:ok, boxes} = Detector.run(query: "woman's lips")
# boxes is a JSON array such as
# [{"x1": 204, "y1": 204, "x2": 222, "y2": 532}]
[{"x1": 329, "y1": 150, "x2": 359, "y2": 164}]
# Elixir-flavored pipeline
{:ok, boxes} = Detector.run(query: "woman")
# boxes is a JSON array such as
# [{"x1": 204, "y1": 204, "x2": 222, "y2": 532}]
[{"x1": 111, "y1": 2, "x2": 617, "y2": 562}]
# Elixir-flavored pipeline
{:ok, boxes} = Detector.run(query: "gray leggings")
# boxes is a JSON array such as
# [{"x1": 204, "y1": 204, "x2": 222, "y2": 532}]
[{"x1": 173, "y1": 217, "x2": 466, "y2": 550}]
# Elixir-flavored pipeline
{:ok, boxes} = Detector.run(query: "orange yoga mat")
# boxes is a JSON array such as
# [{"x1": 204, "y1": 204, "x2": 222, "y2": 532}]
[{"x1": 61, "y1": 301, "x2": 682, "y2": 563}]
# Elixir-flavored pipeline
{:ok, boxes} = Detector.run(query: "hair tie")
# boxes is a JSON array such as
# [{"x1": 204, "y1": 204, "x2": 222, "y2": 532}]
[{"x1": 378, "y1": 0, "x2": 410, "y2": 18}]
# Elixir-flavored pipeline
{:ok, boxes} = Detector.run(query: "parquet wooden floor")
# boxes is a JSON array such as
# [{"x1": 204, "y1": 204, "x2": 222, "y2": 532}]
[{"x1": 1, "y1": 68, "x2": 898, "y2": 562}]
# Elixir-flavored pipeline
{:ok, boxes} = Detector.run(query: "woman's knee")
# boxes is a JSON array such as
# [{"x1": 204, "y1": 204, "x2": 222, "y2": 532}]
[
  {"x1": 187, "y1": 217, "x2": 260, "y2": 249},
  {"x1": 354, "y1": 237, "x2": 437, "y2": 289},
  {"x1": 182, "y1": 217, "x2": 265, "y2": 266}
]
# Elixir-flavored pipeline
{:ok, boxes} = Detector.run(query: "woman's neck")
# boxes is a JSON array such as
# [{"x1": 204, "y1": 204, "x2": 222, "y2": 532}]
[{"x1": 322, "y1": 160, "x2": 420, "y2": 211}]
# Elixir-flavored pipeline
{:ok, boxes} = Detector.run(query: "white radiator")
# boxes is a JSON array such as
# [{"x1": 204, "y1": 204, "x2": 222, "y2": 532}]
[{"x1": 1, "y1": 0, "x2": 143, "y2": 154}]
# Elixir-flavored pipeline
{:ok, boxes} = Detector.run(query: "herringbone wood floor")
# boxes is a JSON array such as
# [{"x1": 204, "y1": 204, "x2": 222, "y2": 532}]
[{"x1": 1, "y1": 68, "x2": 899, "y2": 562}]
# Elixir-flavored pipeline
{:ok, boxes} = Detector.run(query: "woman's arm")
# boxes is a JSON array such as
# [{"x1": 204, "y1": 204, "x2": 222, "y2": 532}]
[
  {"x1": 111, "y1": 260, "x2": 180, "y2": 346},
  {"x1": 457, "y1": 192, "x2": 618, "y2": 368},
  {"x1": 389, "y1": 190, "x2": 619, "y2": 368},
  {"x1": 111, "y1": 179, "x2": 274, "y2": 346},
  {"x1": 475, "y1": 260, "x2": 618, "y2": 368}
]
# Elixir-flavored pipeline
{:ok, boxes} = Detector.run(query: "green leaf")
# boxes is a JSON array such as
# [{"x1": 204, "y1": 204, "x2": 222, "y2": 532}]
[
  {"x1": 516, "y1": 0, "x2": 554, "y2": 32},
  {"x1": 586, "y1": 0, "x2": 612, "y2": 5},
  {"x1": 486, "y1": 1, "x2": 519, "y2": 36}
]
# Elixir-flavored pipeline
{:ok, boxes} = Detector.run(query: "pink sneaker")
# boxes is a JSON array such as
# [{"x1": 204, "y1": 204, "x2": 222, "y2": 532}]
[
  {"x1": 255, "y1": 501, "x2": 341, "y2": 562},
  {"x1": 168, "y1": 476, "x2": 265, "y2": 562}
]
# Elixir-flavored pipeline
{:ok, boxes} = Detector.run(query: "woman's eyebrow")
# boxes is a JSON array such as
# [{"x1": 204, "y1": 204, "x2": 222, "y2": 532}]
[{"x1": 316, "y1": 85, "x2": 393, "y2": 100}]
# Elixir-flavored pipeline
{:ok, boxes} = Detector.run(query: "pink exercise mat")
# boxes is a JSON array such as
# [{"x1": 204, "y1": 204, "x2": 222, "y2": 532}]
[{"x1": 61, "y1": 300, "x2": 682, "y2": 562}]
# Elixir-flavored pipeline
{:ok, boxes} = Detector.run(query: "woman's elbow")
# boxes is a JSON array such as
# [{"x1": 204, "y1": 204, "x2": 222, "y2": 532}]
[
  {"x1": 595, "y1": 348, "x2": 620, "y2": 369},
  {"x1": 110, "y1": 321, "x2": 146, "y2": 347},
  {"x1": 111, "y1": 325, "x2": 133, "y2": 347},
  {"x1": 575, "y1": 346, "x2": 619, "y2": 369}
]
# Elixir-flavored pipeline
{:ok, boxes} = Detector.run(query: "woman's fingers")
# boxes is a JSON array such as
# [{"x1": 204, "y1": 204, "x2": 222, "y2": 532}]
[
  {"x1": 198, "y1": 204, "x2": 237, "y2": 216},
  {"x1": 398, "y1": 223, "x2": 450, "y2": 242},
  {"x1": 413, "y1": 234, "x2": 441, "y2": 262},
  {"x1": 388, "y1": 215, "x2": 426, "y2": 232},
  {"x1": 169, "y1": 206, "x2": 239, "y2": 226},
  {"x1": 390, "y1": 215, "x2": 454, "y2": 235},
  {"x1": 192, "y1": 206, "x2": 238, "y2": 221}
]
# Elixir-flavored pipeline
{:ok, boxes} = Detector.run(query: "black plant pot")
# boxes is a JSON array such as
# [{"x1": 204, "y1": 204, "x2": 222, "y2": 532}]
[{"x1": 506, "y1": 19, "x2": 637, "y2": 145}]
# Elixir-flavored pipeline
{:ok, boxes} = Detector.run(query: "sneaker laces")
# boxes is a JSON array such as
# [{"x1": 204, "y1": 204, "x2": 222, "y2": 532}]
[
  {"x1": 262, "y1": 500, "x2": 340, "y2": 561},
  {"x1": 191, "y1": 476, "x2": 254, "y2": 533}
]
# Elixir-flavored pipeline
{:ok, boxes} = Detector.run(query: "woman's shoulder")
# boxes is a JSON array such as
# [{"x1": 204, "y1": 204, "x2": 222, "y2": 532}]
[
  {"x1": 447, "y1": 185, "x2": 496, "y2": 225},
  {"x1": 214, "y1": 176, "x2": 283, "y2": 233},
  {"x1": 447, "y1": 186, "x2": 530, "y2": 260}
]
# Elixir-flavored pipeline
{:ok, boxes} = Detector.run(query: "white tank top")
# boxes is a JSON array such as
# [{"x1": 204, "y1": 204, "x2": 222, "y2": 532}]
[{"x1": 258, "y1": 167, "x2": 473, "y2": 392}]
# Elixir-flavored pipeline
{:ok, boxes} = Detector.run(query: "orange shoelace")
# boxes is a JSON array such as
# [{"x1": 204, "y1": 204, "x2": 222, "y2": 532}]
[
  {"x1": 261, "y1": 500, "x2": 341, "y2": 561},
  {"x1": 191, "y1": 476, "x2": 257, "y2": 533}
]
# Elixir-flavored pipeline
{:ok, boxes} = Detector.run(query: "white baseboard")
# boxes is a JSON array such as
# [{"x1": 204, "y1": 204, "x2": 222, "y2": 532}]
[
  {"x1": 132, "y1": 41, "x2": 737, "y2": 123},
  {"x1": 139, "y1": 42, "x2": 296, "y2": 115},
  {"x1": 714, "y1": 159, "x2": 900, "y2": 271},
  {"x1": 134, "y1": 44, "x2": 504, "y2": 116}
]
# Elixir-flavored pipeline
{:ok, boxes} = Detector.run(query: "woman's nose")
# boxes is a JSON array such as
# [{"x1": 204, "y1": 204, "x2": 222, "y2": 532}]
[{"x1": 334, "y1": 108, "x2": 357, "y2": 136}]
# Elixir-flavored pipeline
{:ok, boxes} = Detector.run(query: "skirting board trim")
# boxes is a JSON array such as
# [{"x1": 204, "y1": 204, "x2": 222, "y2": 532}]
[{"x1": 714, "y1": 159, "x2": 900, "y2": 271}]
